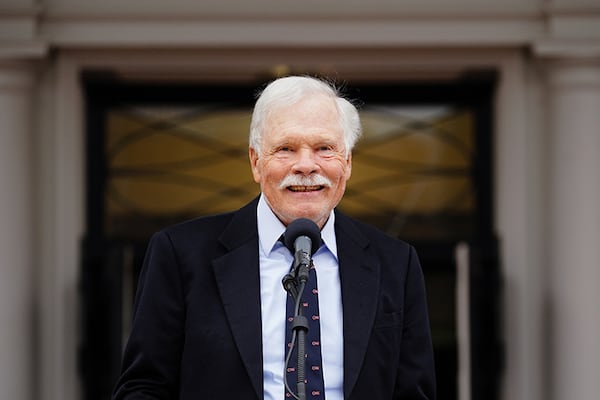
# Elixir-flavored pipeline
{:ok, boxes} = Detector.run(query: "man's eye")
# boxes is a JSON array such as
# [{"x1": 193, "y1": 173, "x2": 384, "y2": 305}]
[{"x1": 274, "y1": 146, "x2": 293, "y2": 154}]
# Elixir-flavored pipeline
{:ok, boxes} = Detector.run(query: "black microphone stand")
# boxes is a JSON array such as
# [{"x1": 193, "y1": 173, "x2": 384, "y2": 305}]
[
  {"x1": 282, "y1": 261, "x2": 312, "y2": 400},
  {"x1": 281, "y1": 219, "x2": 321, "y2": 400}
]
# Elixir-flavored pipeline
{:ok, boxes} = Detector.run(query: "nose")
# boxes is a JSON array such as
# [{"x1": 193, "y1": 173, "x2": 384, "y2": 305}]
[{"x1": 292, "y1": 148, "x2": 320, "y2": 175}]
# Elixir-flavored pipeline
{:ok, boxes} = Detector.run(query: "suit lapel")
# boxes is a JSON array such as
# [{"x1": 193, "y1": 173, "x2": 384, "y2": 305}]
[
  {"x1": 212, "y1": 198, "x2": 264, "y2": 399},
  {"x1": 335, "y1": 212, "x2": 380, "y2": 398}
]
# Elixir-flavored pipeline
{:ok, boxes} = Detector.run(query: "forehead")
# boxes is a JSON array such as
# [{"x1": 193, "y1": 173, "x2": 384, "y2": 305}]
[{"x1": 263, "y1": 94, "x2": 343, "y2": 141}]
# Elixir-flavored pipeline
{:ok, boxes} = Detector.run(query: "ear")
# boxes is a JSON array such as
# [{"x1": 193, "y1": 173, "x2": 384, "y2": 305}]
[
  {"x1": 249, "y1": 147, "x2": 262, "y2": 183},
  {"x1": 344, "y1": 151, "x2": 353, "y2": 181}
]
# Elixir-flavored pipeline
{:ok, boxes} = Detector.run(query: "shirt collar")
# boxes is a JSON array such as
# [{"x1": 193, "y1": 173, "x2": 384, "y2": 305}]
[
  {"x1": 320, "y1": 209, "x2": 338, "y2": 260},
  {"x1": 257, "y1": 194, "x2": 338, "y2": 260},
  {"x1": 257, "y1": 195, "x2": 287, "y2": 256}
]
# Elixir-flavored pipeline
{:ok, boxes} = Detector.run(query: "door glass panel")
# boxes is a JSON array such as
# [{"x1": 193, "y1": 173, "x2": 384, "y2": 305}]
[{"x1": 105, "y1": 104, "x2": 475, "y2": 241}]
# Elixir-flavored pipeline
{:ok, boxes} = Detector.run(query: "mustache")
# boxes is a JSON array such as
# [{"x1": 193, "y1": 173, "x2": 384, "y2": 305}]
[{"x1": 278, "y1": 174, "x2": 333, "y2": 189}]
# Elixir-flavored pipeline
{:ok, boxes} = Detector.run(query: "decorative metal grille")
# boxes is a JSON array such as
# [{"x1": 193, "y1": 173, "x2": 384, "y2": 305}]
[{"x1": 105, "y1": 103, "x2": 475, "y2": 240}]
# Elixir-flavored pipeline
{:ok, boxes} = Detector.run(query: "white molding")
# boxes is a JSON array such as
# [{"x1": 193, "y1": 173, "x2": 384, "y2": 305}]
[
  {"x1": 545, "y1": 1, "x2": 600, "y2": 14},
  {"x1": 0, "y1": 40, "x2": 48, "y2": 60},
  {"x1": 547, "y1": 15, "x2": 600, "y2": 40},
  {"x1": 0, "y1": 2, "x2": 41, "y2": 17},
  {"x1": 0, "y1": 60, "x2": 37, "y2": 400},
  {"x1": 544, "y1": 59, "x2": 600, "y2": 399},
  {"x1": 42, "y1": 0, "x2": 541, "y2": 19},
  {"x1": 0, "y1": 2, "x2": 42, "y2": 41},
  {"x1": 533, "y1": 39, "x2": 600, "y2": 59},
  {"x1": 38, "y1": 53, "x2": 84, "y2": 400},
  {"x1": 493, "y1": 50, "x2": 546, "y2": 400},
  {"x1": 0, "y1": 2, "x2": 46, "y2": 60},
  {"x1": 42, "y1": 18, "x2": 543, "y2": 48}
]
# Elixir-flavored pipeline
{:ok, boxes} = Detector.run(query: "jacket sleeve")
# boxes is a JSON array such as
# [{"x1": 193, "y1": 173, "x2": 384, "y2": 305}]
[
  {"x1": 112, "y1": 230, "x2": 185, "y2": 399},
  {"x1": 394, "y1": 245, "x2": 437, "y2": 400}
]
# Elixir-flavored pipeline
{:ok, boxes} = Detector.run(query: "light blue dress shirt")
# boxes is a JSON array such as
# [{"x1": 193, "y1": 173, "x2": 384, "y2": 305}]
[{"x1": 258, "y1": 195, "x2": 344, "y2": 400}]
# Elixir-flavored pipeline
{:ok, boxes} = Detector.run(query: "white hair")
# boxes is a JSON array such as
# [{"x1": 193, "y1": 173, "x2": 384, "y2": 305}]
[{"x1": 249, "y1": 76, "x2": 362, "y2": 157}]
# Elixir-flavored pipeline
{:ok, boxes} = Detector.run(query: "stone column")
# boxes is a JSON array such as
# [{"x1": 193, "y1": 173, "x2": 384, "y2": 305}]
[
  {"x1": 0, "y1": 62, "x2": 36, "y2": 400},
  {"x1": 546, "y1": 56, "x2": 600, "y2": 400}
]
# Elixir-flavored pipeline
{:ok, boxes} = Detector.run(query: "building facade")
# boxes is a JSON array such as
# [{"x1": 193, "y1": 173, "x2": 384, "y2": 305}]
[{"x1": 1, "y1": 1, "x2": 599, "y2": 399}]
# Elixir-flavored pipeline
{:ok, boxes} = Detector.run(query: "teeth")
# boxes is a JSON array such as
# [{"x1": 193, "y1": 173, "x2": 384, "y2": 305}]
[{"x1": 289, "y1": 185, "x2": 322, "y2": 192}]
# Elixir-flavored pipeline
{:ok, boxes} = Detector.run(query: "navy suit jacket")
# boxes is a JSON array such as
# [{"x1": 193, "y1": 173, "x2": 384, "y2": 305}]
[{"x1": 113, "y1": 197, "x2": 436, "y2": 399}]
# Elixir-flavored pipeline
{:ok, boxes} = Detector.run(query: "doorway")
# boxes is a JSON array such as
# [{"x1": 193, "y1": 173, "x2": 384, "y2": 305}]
[{"x1": 81, "y1": 73, "x2": 501, "y2": 400}]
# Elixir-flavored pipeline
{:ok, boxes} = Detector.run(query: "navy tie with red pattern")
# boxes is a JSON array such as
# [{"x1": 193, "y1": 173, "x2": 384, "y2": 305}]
[{"x1": 285, "y1": 264, "x2": 326, "y2": 399}]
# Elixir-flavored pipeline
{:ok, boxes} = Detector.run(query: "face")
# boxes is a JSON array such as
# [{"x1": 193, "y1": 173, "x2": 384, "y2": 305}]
[{"x1": 249, "y1": 94, "x2": 352, "y2": 228}]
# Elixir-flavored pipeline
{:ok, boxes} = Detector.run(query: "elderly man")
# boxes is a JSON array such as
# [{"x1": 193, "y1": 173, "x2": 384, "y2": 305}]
[{"x1": 112, "y1": 76, "x2": 436, "y2": 400}]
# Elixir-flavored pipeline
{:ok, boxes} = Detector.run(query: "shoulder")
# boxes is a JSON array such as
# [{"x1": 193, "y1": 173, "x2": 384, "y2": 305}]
[
  {"x1": 335, "y1": 209, "x2": 412, "y2": 253},
  {"x1": 154, "y1": 197, "x2": 259, "y2": 251},
  {"x1": 161, "y1": 211, "x2": 236, "y2": 239}
]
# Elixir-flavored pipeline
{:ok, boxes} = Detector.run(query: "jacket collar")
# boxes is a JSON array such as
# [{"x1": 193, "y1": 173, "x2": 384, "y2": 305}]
[{"x1": 213, "y1": 197, "x2": 264, "y2": 399}]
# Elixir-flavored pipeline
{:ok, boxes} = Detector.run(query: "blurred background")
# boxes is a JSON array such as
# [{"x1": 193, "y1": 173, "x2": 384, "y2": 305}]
[{"x1": 1, "y1": 1, "x2": 599, "y2": 400}]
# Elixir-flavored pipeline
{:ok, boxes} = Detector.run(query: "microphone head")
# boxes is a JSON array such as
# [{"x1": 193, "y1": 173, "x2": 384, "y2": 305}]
[{"x1": 283, "y1": 218, "x2": 322, "y2": 255}]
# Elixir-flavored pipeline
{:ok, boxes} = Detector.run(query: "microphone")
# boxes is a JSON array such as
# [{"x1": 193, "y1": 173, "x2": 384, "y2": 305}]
[{"x1": 283, "y1": 218, "x2": 322, "y2": 284}]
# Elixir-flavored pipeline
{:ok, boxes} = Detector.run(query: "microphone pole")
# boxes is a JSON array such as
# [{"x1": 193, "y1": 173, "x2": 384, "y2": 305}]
[
  {"x1": 281, "y1": 218, "x2": 322, "y2": 400},
  {"x1": 290, "y1": 280, "x2": 308, "y2": 400}
]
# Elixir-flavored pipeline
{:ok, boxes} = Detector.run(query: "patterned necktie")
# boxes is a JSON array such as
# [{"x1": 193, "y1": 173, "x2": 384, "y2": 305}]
[{"x1": 285, "y1": 264, "x2": 326, "y2": 399}]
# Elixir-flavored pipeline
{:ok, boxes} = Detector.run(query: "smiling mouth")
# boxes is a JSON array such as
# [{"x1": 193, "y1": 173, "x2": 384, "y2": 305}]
[{"x1": 287, "y1": 185, "x2": 324, "y2": 192}]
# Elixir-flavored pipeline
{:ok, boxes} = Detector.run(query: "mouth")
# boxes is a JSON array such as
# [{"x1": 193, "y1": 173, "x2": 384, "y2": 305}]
[{"x1": 287, "y1": 185, "x2": 324, "y2": 192}]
